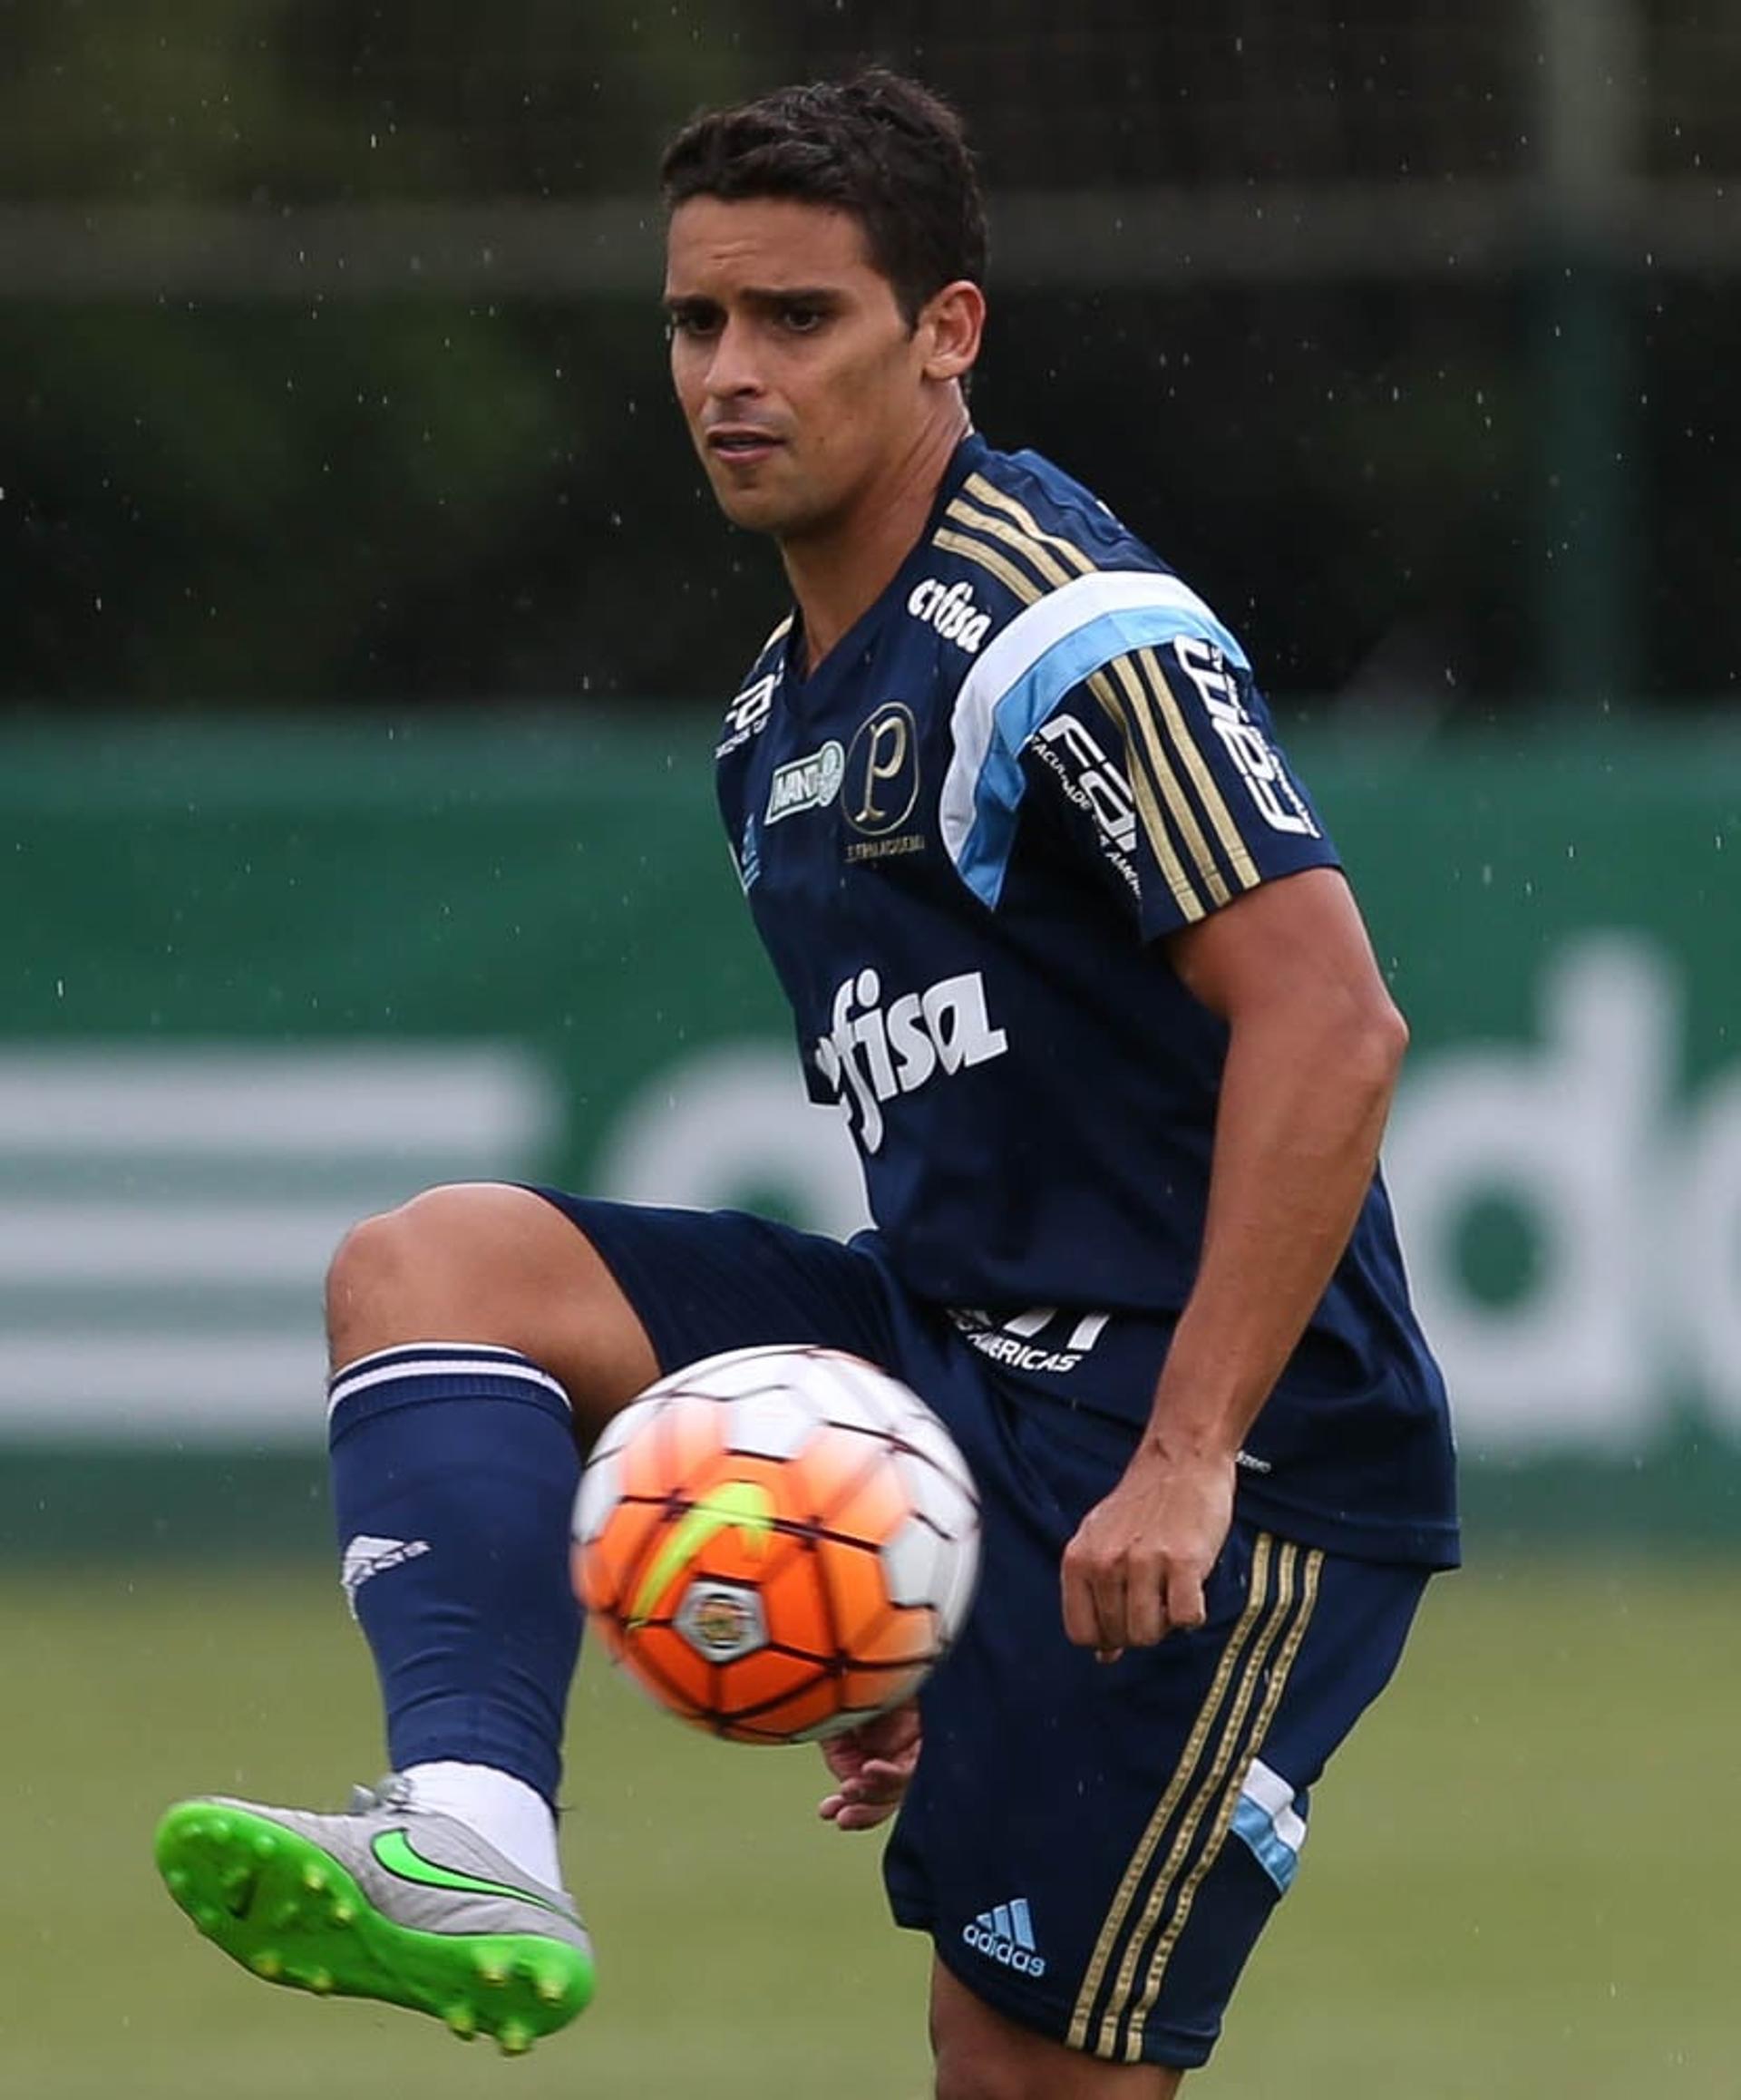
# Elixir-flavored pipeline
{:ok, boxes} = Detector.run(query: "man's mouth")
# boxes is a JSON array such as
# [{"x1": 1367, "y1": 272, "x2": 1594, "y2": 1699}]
[{"x1": 707, "y1": 427, "x2": 783, "y2": 462}]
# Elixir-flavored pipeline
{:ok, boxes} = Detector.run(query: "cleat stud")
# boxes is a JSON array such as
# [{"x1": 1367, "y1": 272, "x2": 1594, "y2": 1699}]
[
  {"x1": 306, "y1": 1967, "x2": 334, "y2": 1996},
  {"x1": 301, "y1": 1865, "x2": 329, "y2": 1894},
  {"x1": 532, "y1": 1969, "x2": 568, "y2": 2006},
  {"x1": 330, "y1": 1900, "x2": 356, "y2": 1926},
  {"x1": 445, "y1": 2005, "x2": 479, "y2": 2041},
  {"x1": 191, "y1": 1904, "x2": 221, "y2": 1934},
  {"x1": 271, "y1": 1900, "x2": 302, "y2": 1930},
  {"x1": 474, "y1": 1955, "x2": 508, "y2": 1988},
  {"x1": 251, "y1": 1951, "x2": 283, "y2": 1980},
  {"x1": 209, "y1": 1815, "x2": 232, "y2": 1841},
  {"x1": 252, "y1": 1833, "x2": 277, "y2": 1861},
  {"x1": 165, "y1": 1869, "x2": 190, "y2": 1896},
  {"x1": 497, "y1": 2021, "x2": 533, "y2": 2057}
]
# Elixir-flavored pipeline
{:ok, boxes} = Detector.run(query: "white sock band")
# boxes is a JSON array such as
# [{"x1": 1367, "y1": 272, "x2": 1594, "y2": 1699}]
[{"x1": 400, "y1": 1760, "x2": 563, "y2": 1892}]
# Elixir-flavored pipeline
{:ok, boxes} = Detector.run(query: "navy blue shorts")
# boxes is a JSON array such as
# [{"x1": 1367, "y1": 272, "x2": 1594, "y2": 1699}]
[{"x1": 538, "y1": 1191, "x2": 1428, "y2": 2071}]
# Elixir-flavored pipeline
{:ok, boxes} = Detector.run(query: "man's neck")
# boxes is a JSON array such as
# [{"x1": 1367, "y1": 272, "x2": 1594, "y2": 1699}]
[{"x1": 782, "y1": 407, "x2": 971, "y2": 675}]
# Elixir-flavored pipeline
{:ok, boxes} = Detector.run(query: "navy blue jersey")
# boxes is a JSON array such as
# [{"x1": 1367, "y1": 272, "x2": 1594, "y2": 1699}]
[{"x1": 714, "y1": 433, "x2": 1456, "y2": 1566}]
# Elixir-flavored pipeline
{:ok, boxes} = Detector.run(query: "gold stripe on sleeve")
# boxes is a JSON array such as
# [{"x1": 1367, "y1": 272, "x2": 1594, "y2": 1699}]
[
  {"x1": 1133, "y1": 645, "x2": 1260, "y2": 894},
  {"x1": 962, "y1": 476, "x2": 1260, "y2": 902},
  {"x1": 931, "y1": 526, "x2": 1045, "y2": 608},
  {"x1": 1066, "y1": 1533, "x2": 1275, "y2": 2052},
  {"x1": 940, "y1": 504, "x2": 1207, "y2": 920},
  {"x1": 952, "y1": 493, "x2": 1232, "y2": 905},
  {"x1": 960, "y1": 475, "x2": 1095, "y2": 573},
  {"x1": 1099, "y1": 650, "x2": 1231, "y2": 908}
]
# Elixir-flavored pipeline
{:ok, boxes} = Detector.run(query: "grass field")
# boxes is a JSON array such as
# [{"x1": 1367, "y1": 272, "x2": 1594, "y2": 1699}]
[{"x1": 2, "y1": 1559, "x2": 1735, "y2": 2098}]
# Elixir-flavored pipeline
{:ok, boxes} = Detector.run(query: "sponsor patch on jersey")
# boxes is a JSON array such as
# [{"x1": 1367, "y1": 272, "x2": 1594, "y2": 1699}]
[
  {"x1": 908, "y1": 576, "x2": 991, "y2": 655},
  {"x1": 716, "y1": 672, "x2": 777, "y2": 758},
  {"x1": 1170, "y1": 637, "x2": 1318, "y2": 837},
  {"x1": 1029, "y1": 712, "x2": 1142, "y2": 895},
  {"x1": 765, "y1": 740, "x2": 845, "y2": 824},
  {"x1": 812, "y1": 966, "x2": 1007, "y2": 1153},
  {"x1": 947, "y1": 1305, "x2": 1110, "y2": 1376}
]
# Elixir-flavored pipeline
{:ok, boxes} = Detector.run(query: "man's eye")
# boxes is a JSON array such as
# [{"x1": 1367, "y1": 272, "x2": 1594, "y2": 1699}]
[
  {"x1": 668, "y1": 311, "x2": 719, "y2": 338},
  {"x1": 780, "y1": 306, "x2": 825, "y2": 333}
]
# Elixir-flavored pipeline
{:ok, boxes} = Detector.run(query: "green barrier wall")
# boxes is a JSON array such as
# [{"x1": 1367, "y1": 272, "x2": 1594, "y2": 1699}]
[{"x1": 3, "y1": 713, "x2": 1737, "y2": 1557}]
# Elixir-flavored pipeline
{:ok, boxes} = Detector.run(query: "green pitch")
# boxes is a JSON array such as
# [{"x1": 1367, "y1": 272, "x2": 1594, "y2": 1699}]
[{"x1": 1, "y1": 1559, "x2": 1734, "y2": 2098}]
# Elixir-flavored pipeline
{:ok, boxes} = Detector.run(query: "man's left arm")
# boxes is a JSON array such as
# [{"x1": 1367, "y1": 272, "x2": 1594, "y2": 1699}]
[{"x1": 1059, "y1": 864, "x2": 1409, "y2": 1659}]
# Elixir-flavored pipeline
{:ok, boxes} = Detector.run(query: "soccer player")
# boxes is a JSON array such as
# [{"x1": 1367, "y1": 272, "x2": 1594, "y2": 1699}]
[{"x1": 157, "y1": 71, "x2": 1457, "y2": 2096}]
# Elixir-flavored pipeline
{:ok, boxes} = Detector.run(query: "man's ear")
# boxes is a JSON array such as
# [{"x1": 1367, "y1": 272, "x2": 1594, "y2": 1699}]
[{"x1": 919, "y1": 279, "x2": 987, "y2": 382}]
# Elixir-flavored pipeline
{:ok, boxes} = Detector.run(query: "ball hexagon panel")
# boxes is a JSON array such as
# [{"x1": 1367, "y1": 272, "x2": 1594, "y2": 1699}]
[
  {"x1": 724, "y1": 1385, "x2": 821, "y2": 1461},
  {"x1": 572, "y1": 1448, "x2": 621, "y2": 1545},
  {"x1": 892, "y1": 1450, "x2": 977, "y2": 1540},
  {"x1": 880, "y1": 1512, "x2": 948, "y2": 1611},
  {"x1": 892, "y1": 1406, "x2": 978, "y2": 1501},
  {"x1": 935, "y1": 1525, "x2": 982, "y2": 1640}
]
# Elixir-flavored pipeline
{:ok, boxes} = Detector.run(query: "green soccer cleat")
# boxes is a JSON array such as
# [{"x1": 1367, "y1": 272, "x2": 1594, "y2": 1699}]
[{"x1": 153, "y1": 1777, "x2": 595, "y2": 2056}]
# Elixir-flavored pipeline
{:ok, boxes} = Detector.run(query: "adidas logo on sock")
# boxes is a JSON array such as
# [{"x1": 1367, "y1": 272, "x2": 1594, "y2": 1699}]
[
  {"x1": 340, "y1": 1533, "x2": 431, "y2": 1616},
  {"x1": 962, "y1": 1897, "x2": 1046, "y2": 1977}
]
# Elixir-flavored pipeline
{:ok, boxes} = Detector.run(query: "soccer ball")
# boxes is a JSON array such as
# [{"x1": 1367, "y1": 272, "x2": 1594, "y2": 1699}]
[{"x1": 571, "y1": 1344, "x2": 980, "y2": 1744}]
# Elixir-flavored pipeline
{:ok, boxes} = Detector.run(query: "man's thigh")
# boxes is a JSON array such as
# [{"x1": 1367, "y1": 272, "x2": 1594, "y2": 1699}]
[
  {"x1": 884, "y1": 1381, "x2": 1429, "y2": 2076},
  {"x1": 528, "y1": 1191, "x2": 901, "y2": 1386}
]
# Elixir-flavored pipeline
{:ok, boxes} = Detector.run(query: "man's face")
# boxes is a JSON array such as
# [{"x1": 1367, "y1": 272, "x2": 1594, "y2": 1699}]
[{"x1": 664, "y1": 195, "x2": 932, "y2": 543}]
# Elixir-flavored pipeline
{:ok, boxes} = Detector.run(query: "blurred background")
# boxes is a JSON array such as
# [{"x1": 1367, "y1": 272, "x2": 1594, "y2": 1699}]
[{"x1": 2, "y1": 4, "x2": 1736, "y2": 2095}]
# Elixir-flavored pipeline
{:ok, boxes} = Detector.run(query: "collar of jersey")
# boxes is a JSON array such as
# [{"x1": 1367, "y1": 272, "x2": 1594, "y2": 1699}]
[{"x1": 779, "y1": 431, "x2": 991, "y2": 720}]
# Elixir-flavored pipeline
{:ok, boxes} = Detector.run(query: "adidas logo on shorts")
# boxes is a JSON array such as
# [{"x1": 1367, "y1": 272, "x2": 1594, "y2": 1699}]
[{"x1": 962, "y1": 1896, "x2": 1046, "y2": 1977}]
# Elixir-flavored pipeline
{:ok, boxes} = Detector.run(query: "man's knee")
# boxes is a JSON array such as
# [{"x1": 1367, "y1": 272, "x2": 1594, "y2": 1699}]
[
  {"x1": 325, "y1": 1182, "x2": 657, "y2": 1424},
  {"x1": 936, "y1": 2049, "x2": 1181, "y2": 2100},
  {"x1": 935, "y1": 2056, "x2": 1030, "y2": 2100},
  {"x1": 929, "y1": 1963, "x2": 1181, "y2": 2100},
  {"x1": 326, "y1": 1182, "x2": 520, "y2": 1346}
]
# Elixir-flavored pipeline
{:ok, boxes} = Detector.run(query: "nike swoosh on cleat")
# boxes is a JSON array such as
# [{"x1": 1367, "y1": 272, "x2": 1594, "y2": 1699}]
[{"x1": 370, "y1": 1830, "x2": 571, "y2": 1919}]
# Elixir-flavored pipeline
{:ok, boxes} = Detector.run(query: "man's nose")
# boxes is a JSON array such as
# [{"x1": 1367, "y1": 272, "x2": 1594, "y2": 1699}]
[{"x1": 705, "y1": 316, "x2": 764, "y2": 401}]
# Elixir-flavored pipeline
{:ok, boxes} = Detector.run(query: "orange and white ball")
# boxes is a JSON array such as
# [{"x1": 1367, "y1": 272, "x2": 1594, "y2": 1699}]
[{"x1": 572, "y1": 1345, "x2": 980, "y2": 1743}]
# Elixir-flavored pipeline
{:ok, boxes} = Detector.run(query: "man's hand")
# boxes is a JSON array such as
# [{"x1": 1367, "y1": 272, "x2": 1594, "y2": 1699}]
[
  {"x1": 817, "y1": 1698, "x2": 921, "y2": 1832},
  {"x1": 1060, "y1": 1442, "x2": 1235, "y2": 1660}
]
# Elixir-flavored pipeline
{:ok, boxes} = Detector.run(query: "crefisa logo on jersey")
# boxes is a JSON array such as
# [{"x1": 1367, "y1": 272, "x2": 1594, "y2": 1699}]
[
  {"x1": 812, "y1": 966, "x2": 1008, "y2": 1152},
  {"x1": 908, "y1": 576, "x2": 990, "y2": 655}
]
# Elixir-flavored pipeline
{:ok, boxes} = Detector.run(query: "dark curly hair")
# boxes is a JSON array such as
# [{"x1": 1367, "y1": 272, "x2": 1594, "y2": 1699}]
[{"x1": 660, "y1": 68, "x2": 987, "y2": 328}]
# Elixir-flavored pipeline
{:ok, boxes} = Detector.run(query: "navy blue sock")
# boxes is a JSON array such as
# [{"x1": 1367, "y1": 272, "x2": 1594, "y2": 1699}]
[{"x1": 327, "y1": 1343, "x2": 583, "y2": 1805}]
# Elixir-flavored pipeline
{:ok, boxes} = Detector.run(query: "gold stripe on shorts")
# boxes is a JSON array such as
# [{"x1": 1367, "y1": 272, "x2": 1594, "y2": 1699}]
[
  {"x1": 1065, "y1": 1531, "x2": 1277, "y2": 2052},
  {"x1": 1121, "y1": 1545, "x2": 1323, "y2": 2061},
  {"x1": 1090, "y1": 1539, "x2": 1308, "y2": 2059}
]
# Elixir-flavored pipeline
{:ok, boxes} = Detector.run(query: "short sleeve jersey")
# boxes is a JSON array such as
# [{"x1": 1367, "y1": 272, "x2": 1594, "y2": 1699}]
[{"x1": 714, "y1": 433, "x2": 1457, "y2": 1568}]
